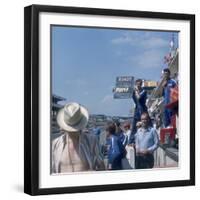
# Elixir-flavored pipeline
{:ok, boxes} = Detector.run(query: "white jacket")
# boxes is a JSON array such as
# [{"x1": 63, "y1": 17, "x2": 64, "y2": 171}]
[{"x1": 52, "y1": 132, "x2": 105, "y2": 173}]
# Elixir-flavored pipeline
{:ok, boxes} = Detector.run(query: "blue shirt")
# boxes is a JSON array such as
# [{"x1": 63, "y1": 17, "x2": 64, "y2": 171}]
[
  {"x1": 135, "y1": 127, "x2": 159, "y2": 153},
  {"x1": 116, "y1": 132, "x2": 126, "y2": 146},
  {"x1": 106, "y1": 135, "x2": 122, "y2": 163},
  {"x1": 163, "y1": 79, "x2": 177, "y2": 104}
]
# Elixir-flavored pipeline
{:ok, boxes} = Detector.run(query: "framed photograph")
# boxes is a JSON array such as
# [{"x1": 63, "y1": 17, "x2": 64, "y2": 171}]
[{"x1": 24, "y1": 4, "x2": 195, "y2": 195}]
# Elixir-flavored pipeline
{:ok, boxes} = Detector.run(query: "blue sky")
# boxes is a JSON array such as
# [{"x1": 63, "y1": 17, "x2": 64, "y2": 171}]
[{"x1": 52, "y1": 26, "x2": 178, "y2": 116}]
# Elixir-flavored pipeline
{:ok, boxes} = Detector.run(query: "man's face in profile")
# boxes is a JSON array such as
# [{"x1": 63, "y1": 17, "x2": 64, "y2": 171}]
[
  {"x1": 163, "y1": 71, "x2": 170, "y2": 79},
  {"x1": 135, "y1": 81, "x2": 142, "y2": 89}
]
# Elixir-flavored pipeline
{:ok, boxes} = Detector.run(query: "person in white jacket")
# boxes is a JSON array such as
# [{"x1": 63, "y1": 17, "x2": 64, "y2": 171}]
[{"x1": 52, "y1": 102, "x2": 105, "y2": 173}]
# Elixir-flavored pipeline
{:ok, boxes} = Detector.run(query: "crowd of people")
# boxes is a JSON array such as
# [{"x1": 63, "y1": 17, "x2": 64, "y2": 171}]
[
  {"x1": 105, "y1": 112, "x2": 158, "y2": 170},
  {"x1": 52, "y1": 67, "x2": 178, "y2": 173}
]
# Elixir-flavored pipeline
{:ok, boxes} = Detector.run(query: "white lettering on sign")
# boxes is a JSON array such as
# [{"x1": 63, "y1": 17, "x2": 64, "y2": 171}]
[
  {"x1": 115, "y1": 87, "x2": 129, "y2": 93},
  {"x1": 118, "y1": 77, "x2": 132, "y2": 82}
]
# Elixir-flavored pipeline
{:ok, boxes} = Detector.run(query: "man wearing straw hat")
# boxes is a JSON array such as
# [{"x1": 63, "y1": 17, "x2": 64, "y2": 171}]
[{"x1": 52, "y1": 102, "x2": 105, "y2": 173}]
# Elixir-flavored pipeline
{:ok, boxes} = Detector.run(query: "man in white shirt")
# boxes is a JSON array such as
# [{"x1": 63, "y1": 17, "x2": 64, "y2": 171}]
[
  {"x1": 135, "y1": 112, "x2": 159, "y2": 169},
  {"x1": 52, "y1": 102, "x2": 105, "y2": 173}
]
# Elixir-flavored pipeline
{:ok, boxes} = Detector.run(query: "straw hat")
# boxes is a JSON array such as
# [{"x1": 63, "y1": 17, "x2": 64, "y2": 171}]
[{"x1": 57, "y1": 102, "x2": 89, "y2": 132}]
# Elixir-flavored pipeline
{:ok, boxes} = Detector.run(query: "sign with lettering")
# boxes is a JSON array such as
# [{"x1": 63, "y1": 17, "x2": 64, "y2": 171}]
[
  {"x1": 113, "y1": 76, "x2": 134, "y2": 99},
  {"x1": 143, "y1": 81, "x2": 158, "y2": 87}
]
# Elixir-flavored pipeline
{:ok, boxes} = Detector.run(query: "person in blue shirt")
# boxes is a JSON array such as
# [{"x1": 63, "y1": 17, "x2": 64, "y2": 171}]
[
  {"x1": 130, "y1": 79, "x2": 148, "y2": 144},
  {"x1": 161, "y1": 68, "x2": 177, "y2": 127},
  {"x1": 135, "y1": 112, "x2": 159, "y2": 169},
  {"x1": 106, "y1": 122, "x2": 125, "y2": 170}
]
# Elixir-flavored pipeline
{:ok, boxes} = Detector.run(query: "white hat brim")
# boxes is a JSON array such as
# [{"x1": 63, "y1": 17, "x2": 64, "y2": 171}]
[{"x1": 57, "y1": 105, "x2": 89, "y2": 132}]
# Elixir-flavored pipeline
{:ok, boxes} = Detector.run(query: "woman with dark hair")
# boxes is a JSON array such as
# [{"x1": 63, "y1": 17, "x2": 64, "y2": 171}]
[
  {"x1": 114, "y1": 120, "x2": 125, "y2": 146},
  {"x1": 106, "y1": 122, "x2": 124, "y2": 170}
]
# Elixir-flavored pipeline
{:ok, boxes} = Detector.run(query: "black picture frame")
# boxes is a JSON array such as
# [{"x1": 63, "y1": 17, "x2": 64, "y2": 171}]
[{"x1": 24, "y1": 4, "x2": 195, "y2": 196}]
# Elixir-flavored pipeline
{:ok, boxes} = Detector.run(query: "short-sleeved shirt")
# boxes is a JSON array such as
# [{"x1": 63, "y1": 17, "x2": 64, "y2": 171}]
[{"x1": 135, "y1": 127, "x2": 159, "y2": 153}]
